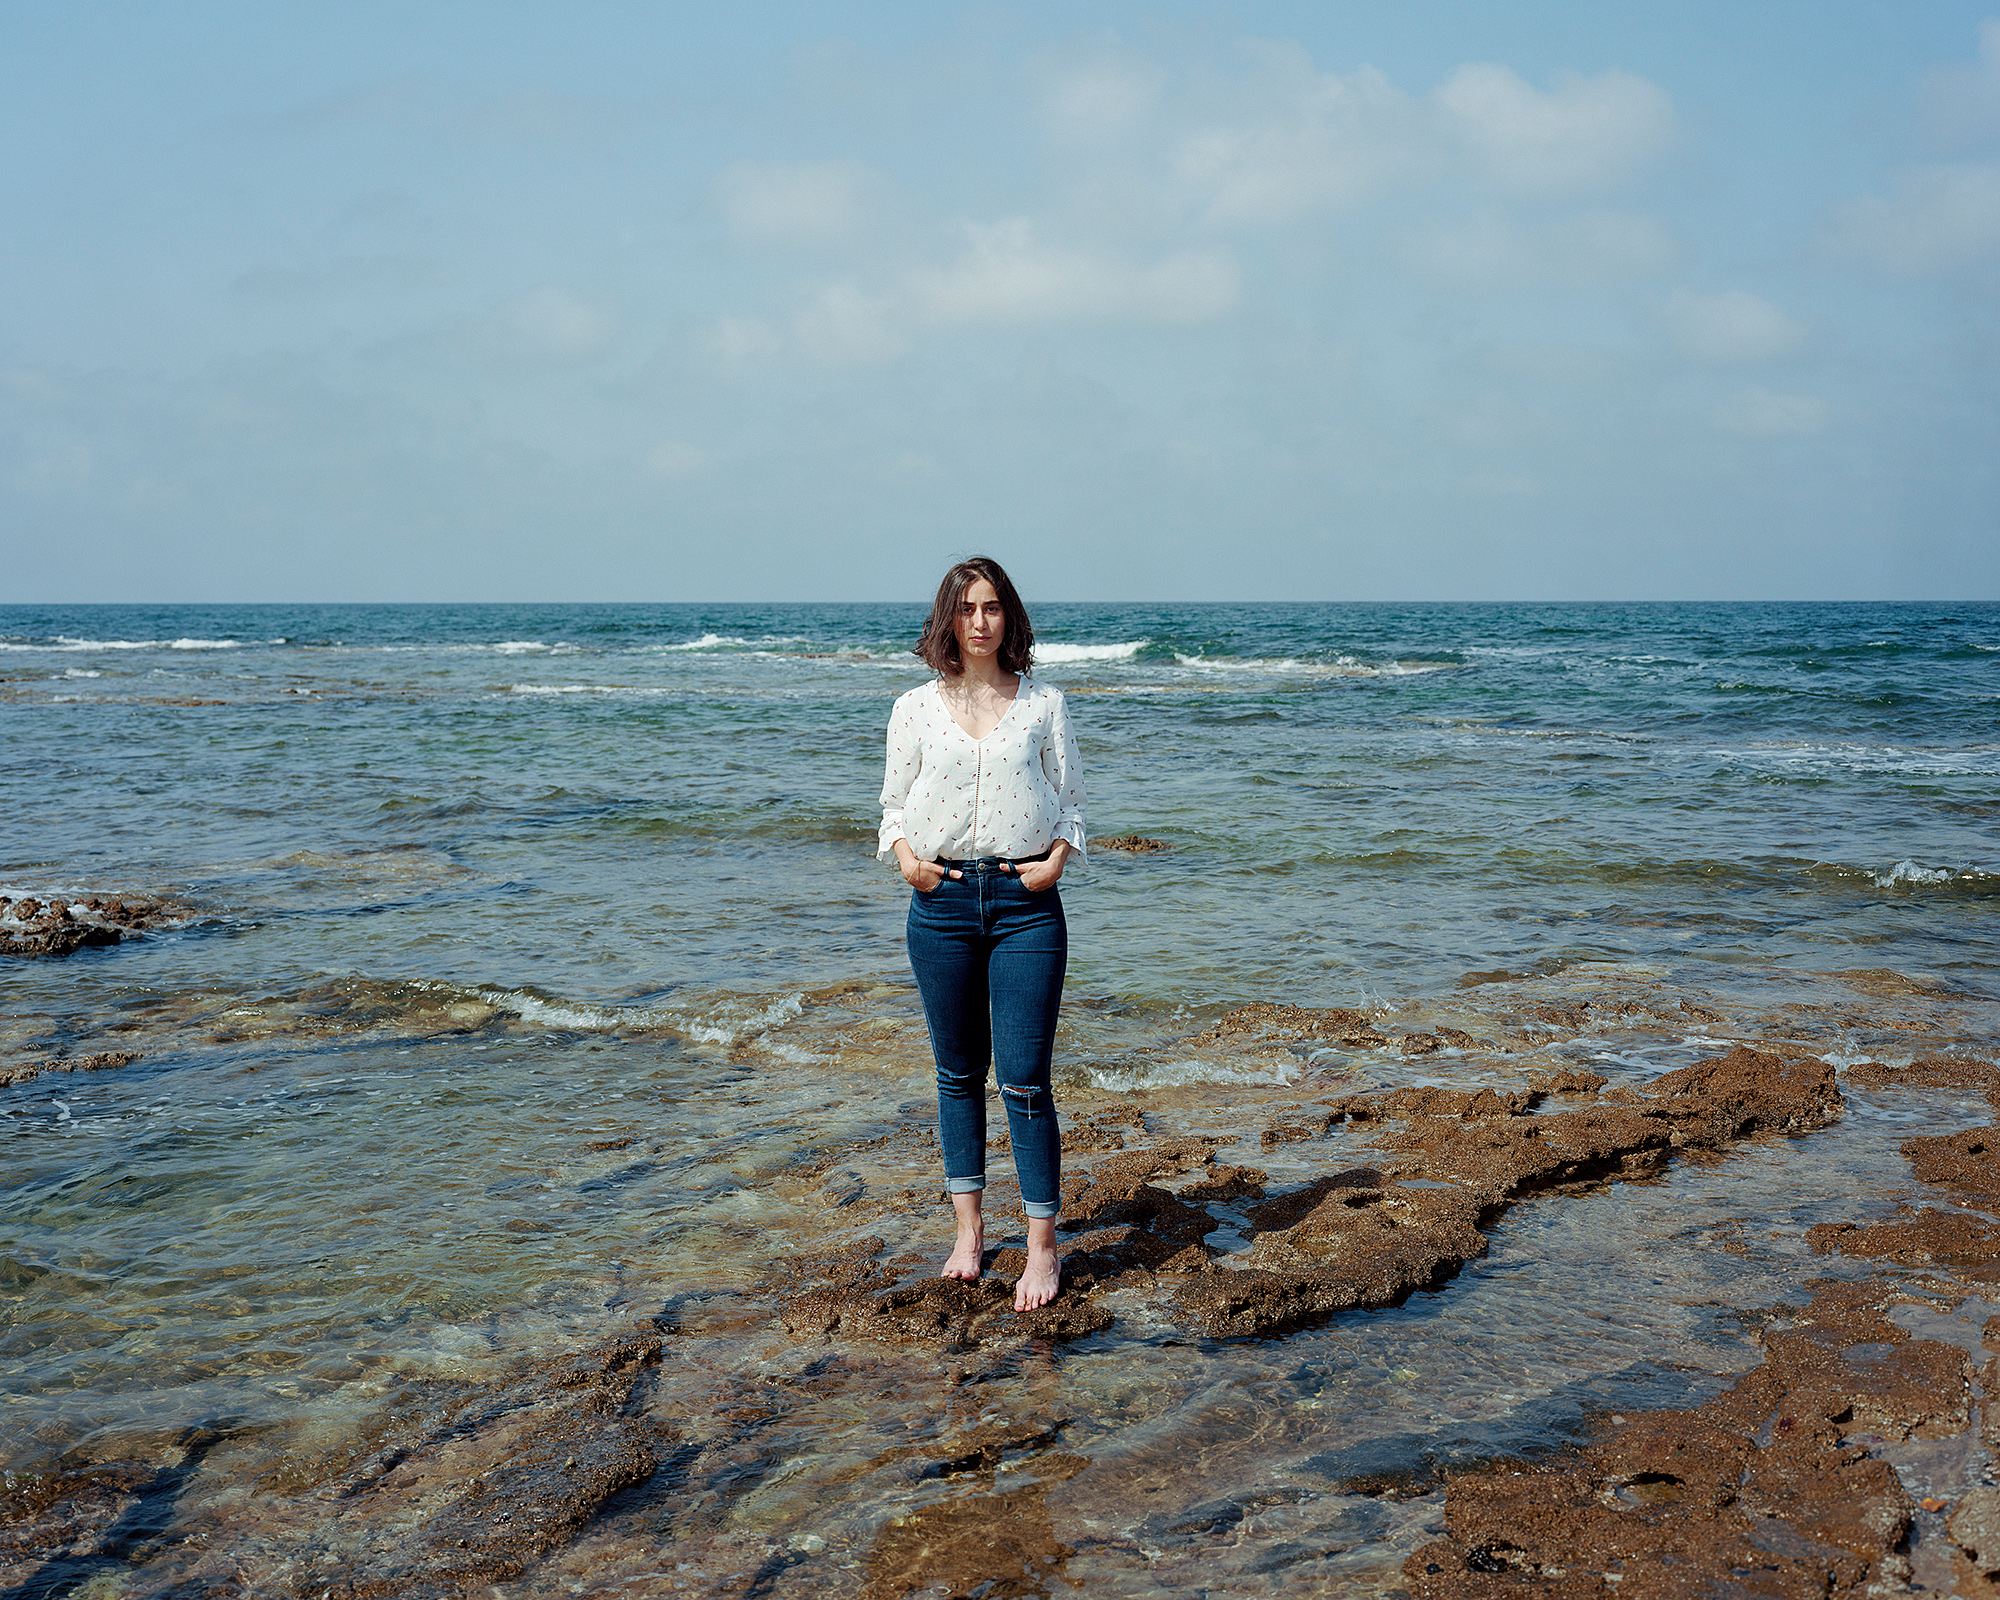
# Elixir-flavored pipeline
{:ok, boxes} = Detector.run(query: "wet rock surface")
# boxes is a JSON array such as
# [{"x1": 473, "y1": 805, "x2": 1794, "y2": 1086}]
[
  {"x1": 0, "y1": 1333, "x2": 670, "y2": 1599},
  {"x1": 0, "y1": 893, "x2": 184, "y2": 957},
  {"x1": 0, "y1": 1049, "x2": 140, "y2": 1089},
  {"x1": 1402, "y1": 1276, "x2": 1972, "y2": 1598},
  {"x1": 6, "y1": 976, "x2": 1998, "y2": 1599},
  {"x1": 1402, "y1": 1041, "x2": 2000, "y2": 1600}
]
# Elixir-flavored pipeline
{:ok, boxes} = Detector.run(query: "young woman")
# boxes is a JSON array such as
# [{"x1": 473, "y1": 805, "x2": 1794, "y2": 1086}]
[{"x1": 878, "y1": 556, "x2": 1086, "y2": 1312}]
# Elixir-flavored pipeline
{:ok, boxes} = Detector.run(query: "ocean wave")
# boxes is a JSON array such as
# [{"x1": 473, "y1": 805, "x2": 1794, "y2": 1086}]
[
  {"x1": 468, "y1": 983, "x2": 806, "y2": 1046},
  {"x1": 1034, "y1": 640, "x2": 1147, "y2": 664},
  {"x1": 1725, "y1": 742, "x2": 2000, "y2": 779},
  {"x1": 1172, "y1": 653, "x2": 1454, "y2": 678},
  {"x1": 1085, "y1": 1057, "x2": 1302, "y2": 1090},
  {"x1": 1870, "y1": 860, "x2": 1965, "y2": 888},
  {"x1": 669, "y1": 993, "x2": 805, "y2": 1045},
  {"x1": 0, "y1": 636, "x2": 244, "y2": 652},
  {"x1": 654, "y1": 633, "x2": 814, "y2": 653},
  {"x1": 506, "y1": 683, "x2": 642, "y2": 696}
]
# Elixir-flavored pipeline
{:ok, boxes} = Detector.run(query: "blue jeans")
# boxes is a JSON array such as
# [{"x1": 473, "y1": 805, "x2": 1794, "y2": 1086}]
[{"x1": 906, "y1": 859, "x2": 1066, "y2": 1219}]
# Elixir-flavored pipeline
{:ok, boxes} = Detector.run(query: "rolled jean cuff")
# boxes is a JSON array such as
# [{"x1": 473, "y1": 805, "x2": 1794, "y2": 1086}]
[
  {"x1": 1022, "y1": 1199, "x2": 1060, "y2": 1220},
  {"x1": 947, "y1": 1176, "x2": 986, "y2": 1194}
]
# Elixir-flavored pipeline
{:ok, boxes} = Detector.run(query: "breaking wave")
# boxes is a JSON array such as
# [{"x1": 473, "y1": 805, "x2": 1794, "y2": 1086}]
[
  {"x1": 1034, "y1": 641, "x2": 1147, "y2": 664},
  {"x1": 1085, "y1": 1057, "x2": 1303, "y2": 1091}
]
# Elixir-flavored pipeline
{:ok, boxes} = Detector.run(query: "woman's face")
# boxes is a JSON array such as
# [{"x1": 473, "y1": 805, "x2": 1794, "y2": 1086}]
[{"x1": 954, "y1": 577, "x2": 1006, "y2": 663}]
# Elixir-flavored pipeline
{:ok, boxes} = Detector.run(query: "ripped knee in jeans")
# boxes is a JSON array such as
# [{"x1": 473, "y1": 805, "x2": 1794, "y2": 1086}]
[{"x1": 1001, "y1": 1081, "x2": 1052, "y2": 1117}]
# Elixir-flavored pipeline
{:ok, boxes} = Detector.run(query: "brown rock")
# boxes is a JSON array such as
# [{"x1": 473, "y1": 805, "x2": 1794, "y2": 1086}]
[
  {"x1": 1809, "y1": 1207, "x2": 2000, "y2": 1267},
  {"x1": 1176, "y1": 1165, "x2": 1267, "y2": 1203},
  {"x1": 0, "y1": 1050, "x2": 140, "y2": 1089},
  {"x1": 1406, "y1": 1280, "x2": 1930, "y2": 1599},
  {"x1": 865, "y1": 1483, "x2": 1072, "y2": 1600},
  {"x1": 1645, "y1": 1045, "x2": 1845, "y2": 1141},
  {"x1": 298, "y1": 1332, "x2": 666, "y2": 1598},
  {"x1": 1093, "y1": 834, "x2": 1169, "y2": 852},
  {"x1": 1195, "y1": 1003, "x2": 1378, "y2": 1043},
  {"x1": 1527, "y1": 1067, "x2": 1610, "y2": 1094},
  {"x1": 1901, "y1": 1125, "x2": 2000, "y2": 1202},
  {"x1": 1831, "y1": 967, "x2": 1956, "y2": 997},
  {"x1": 1261, "y1": 1115, "x2": 1334, "y2": 1148},
  {"x1": 1951, "y1": 1486, "x2": 2000, "y2": 1577},
  {"x1": 1846, "y1": 1054, "x2": 2000, "y2": 1093}
]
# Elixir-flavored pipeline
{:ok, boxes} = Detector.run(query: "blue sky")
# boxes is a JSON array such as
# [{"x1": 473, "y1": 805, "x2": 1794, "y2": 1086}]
[{"x1": 4, "y1": 2, "x2": 1998, "y2": 601}]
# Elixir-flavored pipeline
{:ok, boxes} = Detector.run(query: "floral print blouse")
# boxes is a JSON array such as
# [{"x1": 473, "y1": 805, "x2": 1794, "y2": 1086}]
[{"x1": 878, "y1": 675, "x2": 1088, "y2": 864}]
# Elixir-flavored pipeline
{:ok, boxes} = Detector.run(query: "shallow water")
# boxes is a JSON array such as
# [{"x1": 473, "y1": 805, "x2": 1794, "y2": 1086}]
[{"x1": 2, "y1": 601, "x2": 1997, "y2": 1594}]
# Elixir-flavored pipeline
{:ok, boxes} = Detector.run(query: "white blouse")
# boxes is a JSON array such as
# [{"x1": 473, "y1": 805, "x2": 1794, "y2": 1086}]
[{"x1": 878, "y1": 675, "x2": 1088, "y2": 864}]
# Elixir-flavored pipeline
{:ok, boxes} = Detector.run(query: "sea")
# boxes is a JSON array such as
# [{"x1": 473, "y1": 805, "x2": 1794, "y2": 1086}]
[{"x1": 3, "y1": 600, "x2": 1996, "y2": 1596}]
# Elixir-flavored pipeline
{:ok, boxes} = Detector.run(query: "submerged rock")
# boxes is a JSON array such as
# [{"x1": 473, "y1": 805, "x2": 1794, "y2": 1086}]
[
  {"x1": 1403, "y1": 1280, "x2": 1961, "y2": 1598},
  {"x1": 777, "y1": 1044, "x2": 1848, "y2": 1352}
]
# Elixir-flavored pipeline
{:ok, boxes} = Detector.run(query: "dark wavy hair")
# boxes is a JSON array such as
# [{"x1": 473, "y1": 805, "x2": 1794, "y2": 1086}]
[{"x1": 913, "y1": 556, "x2": 1035, "y2": 676}]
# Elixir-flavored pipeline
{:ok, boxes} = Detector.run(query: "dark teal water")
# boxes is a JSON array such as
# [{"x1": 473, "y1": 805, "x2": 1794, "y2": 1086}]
[
  {"x1": 1, "y1": 601, "x2": 1995, "y2": 1592},
  {"x1": 4, "y1": 601, "x2": 1994, "y2": 1011}
]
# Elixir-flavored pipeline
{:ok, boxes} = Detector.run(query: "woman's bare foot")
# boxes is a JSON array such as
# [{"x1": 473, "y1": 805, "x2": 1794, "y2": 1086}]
[
  {"x1": 1014, "y1": 1215, "x2": 1061, "y2": 1311},
  {"x1": 941, "y1": 1191, "x2": 984, "y2": 1281}
]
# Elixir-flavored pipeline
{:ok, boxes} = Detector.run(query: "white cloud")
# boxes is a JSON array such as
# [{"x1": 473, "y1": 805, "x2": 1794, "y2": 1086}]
[
  {"x1": 714, "y1": 160, "x2": 887, "y2": 247},
  {"x1": 643, "y1": 441, "x2": 709, "y2": 479},
  {"x1": 1918, "y1": 18, "x2": 2000, "y2": 149},
  {"x1": 1407, "y1": 209, "x2": 1673, "y2": 286},
  {"x1": 708, "y1": 314, "x2": 782, "y2": 361},
  {"x1": 1433, "y1": 65, "x2": 1674, "y2": 195},
  {"x1": 9, "y1": 441, "x2": 94, "y2": 491},
  {"x1": 1666, "y1": 289, "x2": 1805, "y2": 363},
  {"x1": 1042, "y1": 56, "x2": 1163, "y2": 143},
  {"x1": 495, "y1": 287, "x2": 617, "y2": 361},
  {"x1": 794, "y1": 282, "x2": 905, "y2": 363},
  {"x1": 1176, "y1": 62, "x2": 1433, "y2": 225},
  {"x1": 1827, "y1": 162, "x2": 2000, "y2": 272},
  {"x1": 1169, "y1": 53, "x2": 1672, "y2": 228},
  {"x1": 912, "y1": 218, "x2": 1237, "y2": 325},
  {"x1": 232, "y1": 255, "x2": 446, "y2": 298},
  {"x1": 1714, "y1": 387, "x2": 1827, "y2": 437}
]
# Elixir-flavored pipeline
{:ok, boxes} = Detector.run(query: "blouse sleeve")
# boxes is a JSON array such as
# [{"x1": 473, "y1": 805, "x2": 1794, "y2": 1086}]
[
  {"x1": 878, "y1": 693, "x2": 919, "y2": 861},
  {"x1": 1042, "y1": 688, "x2": 1088, "y2": 862}
]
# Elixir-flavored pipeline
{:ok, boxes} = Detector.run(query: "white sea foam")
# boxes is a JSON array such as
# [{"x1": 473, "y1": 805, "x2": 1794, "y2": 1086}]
[
  {"x1": 505, "y1": 683, "x2": 679, "y2": 698},
  {"x1": 758, "y1": 1040, "x2": 832, "y2": 1065},
  {"x1": 1086, "y1": 1057, "x2": 1301, "y2": 1090},
  {"x1": 662, "y1": 633, "x2": 750, "y2": 651},
  {"x1": 470, "y1": 984, "x2": 807, "y2": 1045},
  {"x1": 1172, "y1": 653, "x2": 1452, "y2": 678},
  {"x1": 493, "y1": 640, "x2": 551, "y2": 654},
  {"x1": 63, "y1": 668, "x2": 101, "y2": 678},
  {"x1": 1034, "y1": 640, "x2": 1147, "y2": 664},
  {"x1": 1872, "y1": 860, "x2": 1958, "y2": 887},
  {"x1": 673, "y1": 993, "x2": 805, "y2": 1045},
  {"x1": 475, "y1": 987, "x2": 670, "y2": 1031},
  {"x1": 1823, "y1": 1042, "x2": 1912, "y2": 1070},
  {"x1": 1726, "y1": 741, "x2": 2000, "y2": 780},
  {"x1": 2, "y1": 636, "x2": 241, "y2": 652},
  {"x1": 656, "y1": 633, "x2": 813, "y2": 652}
]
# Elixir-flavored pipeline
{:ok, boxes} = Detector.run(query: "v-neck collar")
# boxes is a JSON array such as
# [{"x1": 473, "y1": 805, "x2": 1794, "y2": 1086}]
[{"x1": 935, "y1": 674, "x2": 1025, "y2": 742}]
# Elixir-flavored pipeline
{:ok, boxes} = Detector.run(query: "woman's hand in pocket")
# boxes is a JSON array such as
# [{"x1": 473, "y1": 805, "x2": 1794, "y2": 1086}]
[
  {"x1": 1013, "y1": 842, "x2": 1069, "y2": 893},
  {"x1": 895, "y1": 844, "x2": 959, "y2": 891}
]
